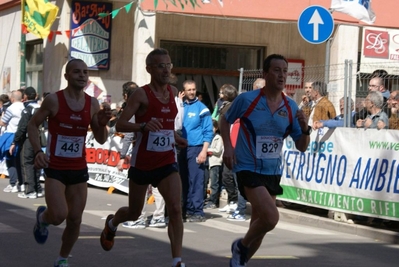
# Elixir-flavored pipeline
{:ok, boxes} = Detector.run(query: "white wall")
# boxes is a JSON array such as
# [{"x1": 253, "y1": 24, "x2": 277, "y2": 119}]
[
  {"x1": 0, "y1": 6, "x2": 21, "y2": 93},
  {"x1": 329, "y1": 25, "x2": 360, "y2": 114},
  {"x1": 132, "y1": 9, "x2": 156, "y2": 86}
]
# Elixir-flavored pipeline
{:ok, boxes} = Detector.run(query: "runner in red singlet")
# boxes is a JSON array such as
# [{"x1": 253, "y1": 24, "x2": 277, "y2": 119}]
[
  {"x1": 100, "y1": 48, "x2": 187, "y2": 267},
  {"x1": 27, "y1": 58, "x2": 112, "y2": 267}
]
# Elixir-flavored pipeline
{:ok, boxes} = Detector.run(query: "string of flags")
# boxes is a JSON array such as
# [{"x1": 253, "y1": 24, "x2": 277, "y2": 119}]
[
  {"x1": 25, "y1": 0, "x2": 209, "y2": 41},
  {"x1": 23, "y1": 0, "x2": 376, "y2": 41},
  {"x1": 23, "y1": 0, "x2": 136, "y2": 41}
]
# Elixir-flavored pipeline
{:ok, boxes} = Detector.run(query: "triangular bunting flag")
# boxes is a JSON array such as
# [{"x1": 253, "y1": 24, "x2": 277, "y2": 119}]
[
  {"x1": 111, "y1": 9, "x2": 119, "y2": 19},
  {"x1": 125, "y1": 2, "x2": 133, "y2": 13},
  {"x1": 59, "y1": 1, "x2": 136, "y2": 40},
  {"x1": 98, "y1": 12, "x2": 108, "y2": 18},
  {"x1": 21, "y1": 23, "x2": 29, "y2": 34},
  {"x1": 47, "y1": 31, "x2": 55, "y2": 42}
]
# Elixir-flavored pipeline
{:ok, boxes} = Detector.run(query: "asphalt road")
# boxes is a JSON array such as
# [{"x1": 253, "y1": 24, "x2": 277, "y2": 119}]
[{"x1": 0, "y1": 178, "x2": 398, "y2": 267}]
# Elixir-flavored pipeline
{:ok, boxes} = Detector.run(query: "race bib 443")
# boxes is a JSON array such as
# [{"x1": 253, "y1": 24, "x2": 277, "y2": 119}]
[{"x1": 55, "y1": 135, "x2": 84, "y2": 158}]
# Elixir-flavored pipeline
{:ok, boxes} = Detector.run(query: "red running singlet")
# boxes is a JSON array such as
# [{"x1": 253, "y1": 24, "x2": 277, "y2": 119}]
[
  {"x1": 46, "y1": 90, "x2": 92, "y2": 170},
  {"x1": 130, "y1": 85, "x2": 178, "y2": 171}
]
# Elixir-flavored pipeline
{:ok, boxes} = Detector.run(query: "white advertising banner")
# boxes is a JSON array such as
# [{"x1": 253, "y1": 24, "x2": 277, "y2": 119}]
[
  {"x1": 280, "y1": 127, "x2": 399, "y2": 221},
  {"x1": 360, "y1": 27, "x2": 399, "y2": 74},
  {"x1": 83, "y1": 128, "x2": 399, "y2": 221},
  {"x1": 85, "y1": 132, "x2": 131, "y2": 193}
]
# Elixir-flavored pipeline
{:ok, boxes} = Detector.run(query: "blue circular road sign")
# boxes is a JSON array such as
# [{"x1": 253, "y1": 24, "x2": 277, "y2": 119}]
[{"x1": 298, "y1": 5, "x2": 334, "y2": 44}]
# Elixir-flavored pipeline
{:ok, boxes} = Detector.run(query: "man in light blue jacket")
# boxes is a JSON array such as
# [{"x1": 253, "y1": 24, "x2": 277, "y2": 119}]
[{"x1": 179, "y1": 80, "x2": 213, "y2": 222}]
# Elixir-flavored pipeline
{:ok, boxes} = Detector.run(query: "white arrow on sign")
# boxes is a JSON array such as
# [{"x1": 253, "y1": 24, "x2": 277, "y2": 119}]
[{"x1": 308, "y1": 10, "x2": 324, "y2": 41}]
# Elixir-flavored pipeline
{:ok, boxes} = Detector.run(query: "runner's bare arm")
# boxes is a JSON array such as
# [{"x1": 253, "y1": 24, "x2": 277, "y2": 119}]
[
  {"x1": 28, "y1": 93, "x2": 56, "y2": 168},
  {"x1": 294, "y1": 109, "x2": 310, "y2": 152},
  {"x1": 175, "y1": 132, "x2": 187, "y2": 148},
  {"x1": 116, "y1": 88, "x2": 163, "y2": 133},
  {"x1": 91, "y1": 98, "x2": 112, "y2": 144},
  {"x1": 220, "y1": 114, "x2": 235, "y2": 170}
]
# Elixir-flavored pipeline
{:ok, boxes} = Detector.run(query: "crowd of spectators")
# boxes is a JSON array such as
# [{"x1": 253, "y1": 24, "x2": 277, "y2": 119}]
[
  {"x1": 104, "y1": 68, "x2": 399, "y2": 229},
  {"x1": 1, "y1": 88, "x2": 48, "y2": 198}
]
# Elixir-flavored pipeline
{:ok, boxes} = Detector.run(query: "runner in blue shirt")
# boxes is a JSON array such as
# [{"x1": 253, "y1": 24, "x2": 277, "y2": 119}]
[{"x1": 220, "y1": 54, "x2": 310, "y2": 267}]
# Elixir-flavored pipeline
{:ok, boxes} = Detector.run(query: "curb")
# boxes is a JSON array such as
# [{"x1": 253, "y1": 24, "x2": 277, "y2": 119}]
[
  {"x1": 278, "y1": 207, "x2": 399, "y2": 244},
  {"x1": 218, "y1": 194, "x2": 399, "y2": 244}
]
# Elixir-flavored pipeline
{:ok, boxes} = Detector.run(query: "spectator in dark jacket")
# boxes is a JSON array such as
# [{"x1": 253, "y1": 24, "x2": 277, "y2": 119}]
[{"x1": 10, "y1": 87, "x2": 43, "y2": 198}]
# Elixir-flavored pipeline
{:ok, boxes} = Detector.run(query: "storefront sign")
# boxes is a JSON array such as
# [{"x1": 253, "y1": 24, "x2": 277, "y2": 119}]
[
  {"x1": 286, "y1": 59, "x2": 304, "y2": 94},
  {"x1": 70, "y1": 1, "x2": 112, "y2": 70},
  {"x1": 361, "y1": 27, "x2": 399, "y2": 74}
]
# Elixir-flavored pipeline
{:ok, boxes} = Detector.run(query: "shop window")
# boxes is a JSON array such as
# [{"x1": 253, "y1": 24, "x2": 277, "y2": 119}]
[
  {"x1": 26, "y1": 41, "x2": 44, "y2": 94},
  {"x1": 161, "y1": 41, "x2": 264, "y2": 70}
]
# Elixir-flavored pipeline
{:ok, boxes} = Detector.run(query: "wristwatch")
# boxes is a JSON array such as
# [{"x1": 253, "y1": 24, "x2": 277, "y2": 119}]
[{"x1": 302, "y1": 126, "x2": 312, "y2": 135}]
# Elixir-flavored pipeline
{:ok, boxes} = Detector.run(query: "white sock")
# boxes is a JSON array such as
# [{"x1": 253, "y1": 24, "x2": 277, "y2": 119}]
[
  {"x1": 108, "y1": 218, "x2": 117, "y2": 231},
  {"x1": 172, "y1": 257, "x2": 182, "y2": 267}
]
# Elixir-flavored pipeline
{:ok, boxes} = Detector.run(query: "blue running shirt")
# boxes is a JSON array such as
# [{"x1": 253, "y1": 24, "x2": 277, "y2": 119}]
[{"x1": 225, "y1": 90, "x2": 302, "y2": 175}]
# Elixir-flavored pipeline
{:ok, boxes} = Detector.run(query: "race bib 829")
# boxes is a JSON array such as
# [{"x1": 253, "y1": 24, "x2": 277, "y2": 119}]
[{"x1": 255, "y1": 135, "x2": 283, "y2": 159}]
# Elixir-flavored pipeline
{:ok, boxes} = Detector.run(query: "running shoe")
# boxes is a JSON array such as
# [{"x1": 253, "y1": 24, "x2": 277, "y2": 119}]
[
  {"x1": 18, "y1": 192, "x2": 37, "y2": 199},
  {"x1": 174, "y1": 262, "x2": 186, "y2": 267},
  {"x1": 100, "y1": 214, "x2": 116, "y2": 251},
  {"x1": 183, "y1": 214, "x2": 192, "y2": 222},
  {"x1": 37, "y1": 190, "x2": 44, "y2": 198},
  {"x1": 54, "y1": 259, "x2": 68, "y2": 267},
  {"x1": 11, "y1": 185, "x2": 20, "y2": 193},
  {"x1": 204, "y1": 203, "x2": 217, "y2": 209},
  {"x1": 227, "y1": 211, "x2": 246, "y2": 222},
  {"x1": 230, "y1": 238, "x2": 248, "y2": 267},
  {"x1": 187, "y1": 214, "x2": 206, "y2": 222},
  {"x1": 122, "y1": 220, "x2": 146, "y2": 229},
  {"x1": 33, "y1": 206, "x2": 48, "y2": 244},
  {"x1": 219, "y1": 202, "x2": 237, "y2": 213},
  {"x1": 149, "y1": 218, "x2": 166, "y2": 228},
  {"x1": 3, "y1": 185, "x2": 15, "y2": 193}
]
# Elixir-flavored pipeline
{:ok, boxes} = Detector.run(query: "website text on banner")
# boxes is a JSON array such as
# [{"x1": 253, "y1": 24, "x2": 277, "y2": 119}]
[{"x1": 280, "y1": 127, "x2": 399, "y2": 221}]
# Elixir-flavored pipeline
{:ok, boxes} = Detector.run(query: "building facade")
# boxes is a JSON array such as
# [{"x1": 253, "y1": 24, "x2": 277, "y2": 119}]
[{"x1": 1, "y1": 0, "x2": 398, "y2": 110}]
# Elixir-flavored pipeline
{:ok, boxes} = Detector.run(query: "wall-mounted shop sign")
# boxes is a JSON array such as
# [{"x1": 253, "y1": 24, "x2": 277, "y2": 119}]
[{"x1": 70, "y1": 1, "x2": 113, "y2": 70}]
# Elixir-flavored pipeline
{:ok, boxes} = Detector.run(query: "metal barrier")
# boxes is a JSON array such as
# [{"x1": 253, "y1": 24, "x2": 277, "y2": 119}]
[{"x1": 238, "y1": 61, "x2": 399, "y2": 120}]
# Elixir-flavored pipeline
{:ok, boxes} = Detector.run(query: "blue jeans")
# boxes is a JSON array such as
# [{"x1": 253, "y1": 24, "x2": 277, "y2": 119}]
[{"x1": 209, "y1": 165, "x2": 223, "y2": 206}]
